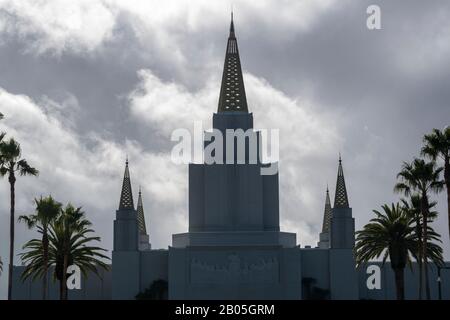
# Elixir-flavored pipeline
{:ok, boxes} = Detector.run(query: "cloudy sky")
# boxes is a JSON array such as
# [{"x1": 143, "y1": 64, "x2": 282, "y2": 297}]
[{"x1": 1, "y1": 0, "x2": 450, "y2": 298}]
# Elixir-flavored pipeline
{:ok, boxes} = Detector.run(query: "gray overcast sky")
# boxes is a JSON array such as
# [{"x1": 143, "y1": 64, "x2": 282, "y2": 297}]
[{"x1": 1, "y1": 0, "x2": 450, "y2": 299}]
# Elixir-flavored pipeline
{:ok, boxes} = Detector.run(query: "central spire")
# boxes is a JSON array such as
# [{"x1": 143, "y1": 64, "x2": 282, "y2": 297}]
[{"x1": 217, "y1": 12, "x2": 248, "y2": 112}]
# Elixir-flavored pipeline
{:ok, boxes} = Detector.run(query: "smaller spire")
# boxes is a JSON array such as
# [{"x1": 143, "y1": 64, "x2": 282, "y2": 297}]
[
  {"x1": 321, "y1": 187, "x2": 332, "y2": 233},
  {"x1": 137, "y1": 186, "x2": 147, "y2": 235}
]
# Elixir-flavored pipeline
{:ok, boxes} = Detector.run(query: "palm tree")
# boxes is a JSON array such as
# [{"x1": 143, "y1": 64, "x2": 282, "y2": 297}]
[
  {"x1": 20, "y1": 204, "x2": 109, "y2": 300},
  {"x1": 355, "y1": 203, "x2": 417, "y2": 300},
  {"x1": 401, "y1": 195, "x2": 442, "y2": 297},
  {"x1": 394, "y1": 158, "x2": 444, "y2": 299},
  {"x1": 422, "y1": 127, "x2": 450, "y2": 242},
  {"x1": 355, "y1": 203, "x2": 443, "y2": 300},
  {"x1": 18, "y1": 196, "x2": 62, "y2": 300},
  {"x1": 0, "y1": 116, "x2": 7, "y2": 277},
  {"x1": 0, "y1": 112, "x2": 6, "y2": 282},
  {"x1": 0, "y1": 138, "x2": 38, "y2": 300}
]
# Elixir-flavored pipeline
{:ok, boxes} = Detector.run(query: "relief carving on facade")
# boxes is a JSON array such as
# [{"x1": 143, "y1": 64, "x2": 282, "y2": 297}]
[{"x1": 190, "y1": 253, "x2": 279, "y2": 284}]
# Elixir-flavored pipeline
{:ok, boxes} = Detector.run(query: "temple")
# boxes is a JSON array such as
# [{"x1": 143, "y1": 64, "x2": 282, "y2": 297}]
[
  {"x1": 109, "y1": 15, "x2": 359, "y2": 300},
  {"x1": 11, "y1": 15, "x2": 450, "y2": 300}
]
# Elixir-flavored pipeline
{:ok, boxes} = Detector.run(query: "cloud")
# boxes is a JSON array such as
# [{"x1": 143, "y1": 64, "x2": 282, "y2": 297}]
[
  {"x1": 0, "y1": 0, "x2": 336, "y2": 58},
  {"x1": 385, "y1": 2, "x2": 450, "y2": 77},
  {"x1": 128, "y1": 69, "x2": 215, "y2": 135},
  {"x1": 0, "y1": 0, "x2": 117, "y2": 55}
]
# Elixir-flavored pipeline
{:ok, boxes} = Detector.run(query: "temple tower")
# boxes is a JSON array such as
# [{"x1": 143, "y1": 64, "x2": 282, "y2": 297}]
[
  {"x1": 169, "y1": 14, "x2": 301, "y2": 300},
  {"x1": 330, "y1": 156, "x2": 355, "y2": 249},
  {"x1": 114, "y1": 159, "x2": 139, "y2": 251},
  {"x1": 112, "y1": 160, "x2": 151, "y2": 299},
  {"x1": 327, "y1": 156, "x2": 357, "y2": 299},
  {"x1": 172, "y1": 13, "x2": 295, "y2": 247}
]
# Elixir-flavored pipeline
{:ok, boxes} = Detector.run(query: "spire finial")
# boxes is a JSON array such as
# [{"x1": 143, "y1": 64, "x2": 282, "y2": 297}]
[
  {"x1": 126, "y1": 154, "x2": 129, "y2": 166},
  {"x1": 230, "y1": 9, "x2": 235, "y2": 35},
  {"x1": 339, "y1": 152, "x2": 342, "y2": 163}
]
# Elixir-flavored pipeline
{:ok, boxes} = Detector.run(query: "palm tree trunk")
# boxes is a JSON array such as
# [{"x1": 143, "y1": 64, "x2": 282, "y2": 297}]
[
  {"x1": 425, "y1": 263, "x2": 431, "y2": 299},
  {"x1": 42, "y1": 229, "x2": 49, "y2": 300},
  {"x1": 59, "y1": 279, "x2": 64, "y2": 300},
  {"x1": 421, "y1": 194, "x2": 431, "y2": 300},
  {"x1": 394, "y1": 268, "x2": 405, "y2": 300},
  {"x1": 61, "y1": 251, "x2": 68, "y2": 300},
  {"x1": 445, "y1": 159, "x2": 450, "y2": 243},
  {"x1": 415, "y1": 216, "x2": 423, "y2": 299},
  {"x1": 447, "y1": 178, "x2": 450, "y2": 242},
  {"x1": 7, "y1": 172, "x2": 16, "y2": 300},
  {"x1": 418, "y1": 254, "x2": 423, "y2": 299}
]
